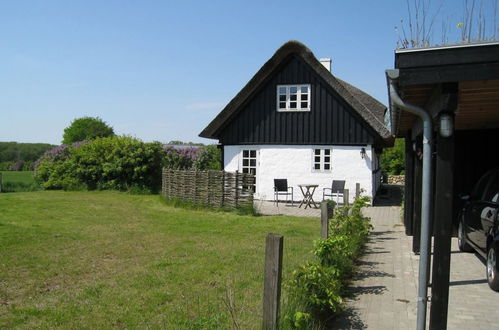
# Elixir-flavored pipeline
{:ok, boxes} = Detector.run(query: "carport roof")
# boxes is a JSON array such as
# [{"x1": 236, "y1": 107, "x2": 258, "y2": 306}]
[{"x1": 388, "y1": 41, "x2": 499, "y2": 137}]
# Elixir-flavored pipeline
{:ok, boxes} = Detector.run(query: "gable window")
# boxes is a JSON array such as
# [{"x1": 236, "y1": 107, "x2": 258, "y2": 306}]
[
  {"x1": 313, "y1": 149, "x2": 332, "y2": 172},
  {"x1": 277, "y1": 84, "x2": 311, "y2": 111}
]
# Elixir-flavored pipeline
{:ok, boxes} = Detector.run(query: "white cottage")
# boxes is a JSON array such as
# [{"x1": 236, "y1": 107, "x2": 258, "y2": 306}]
[{"x1": 199, "y1": 41, "x2": 393, "y2": 203}]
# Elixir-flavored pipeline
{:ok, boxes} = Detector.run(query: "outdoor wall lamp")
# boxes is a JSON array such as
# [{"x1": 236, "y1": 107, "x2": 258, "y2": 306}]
[
  {"x1": 360, "y1": 147, "x2": 366, "y2": 159},
  {"x1": 439, "y1": 113, "x2": 454, "y2": 137}
]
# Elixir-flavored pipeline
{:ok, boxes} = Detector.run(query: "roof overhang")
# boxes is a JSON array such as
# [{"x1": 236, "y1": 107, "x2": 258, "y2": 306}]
[{"x1": 388, "y1": 42, "x2": 499, "y2": 137}]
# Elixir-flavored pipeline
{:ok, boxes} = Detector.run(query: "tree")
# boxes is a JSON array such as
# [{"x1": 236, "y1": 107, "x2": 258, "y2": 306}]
[
  {"x1": 380, "y1": 138, "x2": 405, "y2": 175},
  {"x1": 194, "y1": 145, "x2": 221, "y2": 170},
  {"x1": 62, "y1": 116, "x2": 114, "y2": 144}
]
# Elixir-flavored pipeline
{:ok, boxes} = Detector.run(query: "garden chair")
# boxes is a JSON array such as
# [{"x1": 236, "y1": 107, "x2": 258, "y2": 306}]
[
  {"x1": 274, "y1": 179, "x2": 293, "y2": 206},
  {"x1": 323, "y1": 180, "x2": 346, "y2": 204}
]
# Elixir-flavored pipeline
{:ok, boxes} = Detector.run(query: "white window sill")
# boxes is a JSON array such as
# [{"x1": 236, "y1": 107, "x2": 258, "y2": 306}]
[{"x1": 277, "y1": 109, "x2": 311, "y2": 112}]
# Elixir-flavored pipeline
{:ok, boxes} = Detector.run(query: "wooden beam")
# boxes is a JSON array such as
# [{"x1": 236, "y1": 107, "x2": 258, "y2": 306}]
[
  {"x1": 424, "y1": 83, "x2": 458, "y2": 118},
  {"x1": 396, "y1": 43, "x2": 499, "y2": 69},
  {"x1": 398, "y1": 62, "x2": 499, "y2": 86},
  {"x1": 407, "y1": 84, "x2": 458, "y2": 141},
  {"x1": 429, "y1": 119, "x2": 455, "y2": 330}
]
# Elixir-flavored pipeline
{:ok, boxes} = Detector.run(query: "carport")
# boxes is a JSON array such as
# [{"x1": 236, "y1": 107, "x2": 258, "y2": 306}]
[{"x1": 386, "y1": 42, "x2": 499, "y2": 329}]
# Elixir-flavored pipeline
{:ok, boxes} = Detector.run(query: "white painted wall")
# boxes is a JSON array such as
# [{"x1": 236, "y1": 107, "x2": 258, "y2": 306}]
[
  {"x1": 224, "y1": 145, "x2": 375, "y2": 203},
  {"x1": 372, "y1": 150, "x2": 382, "y2": 196}
]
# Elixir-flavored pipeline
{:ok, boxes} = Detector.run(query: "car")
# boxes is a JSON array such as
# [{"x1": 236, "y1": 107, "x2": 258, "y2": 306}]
[{"x1": 458, "y1": 167, "x2": 499, "y2": 291}]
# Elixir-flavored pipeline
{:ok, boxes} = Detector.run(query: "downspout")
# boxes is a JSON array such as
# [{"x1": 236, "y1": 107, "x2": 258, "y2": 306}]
[{"x1": 386, "y1": 69, "x2": 433, "y2": 330}]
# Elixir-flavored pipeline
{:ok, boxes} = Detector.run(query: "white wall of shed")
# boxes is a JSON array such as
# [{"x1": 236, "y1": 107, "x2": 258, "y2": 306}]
[{"x1": 224, "y1": 145, "x2": 374, "y2": 203}]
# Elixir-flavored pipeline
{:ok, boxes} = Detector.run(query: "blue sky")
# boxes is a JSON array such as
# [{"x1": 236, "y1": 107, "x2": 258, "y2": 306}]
[{"x1": 1, "y1": 0, "x2": 496, "y2": 145}]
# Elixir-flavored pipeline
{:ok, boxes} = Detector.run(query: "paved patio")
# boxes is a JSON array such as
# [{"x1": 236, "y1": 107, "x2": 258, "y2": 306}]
[
  {"x1": 254, "y1": 199, "x2": 321, "y2": 217},
  {"x1": 256, "y1": 196, "x2": 499, "y2": 329},
  {"x1": 333, "y1": 206, "x2": 499, "y2": 329}
]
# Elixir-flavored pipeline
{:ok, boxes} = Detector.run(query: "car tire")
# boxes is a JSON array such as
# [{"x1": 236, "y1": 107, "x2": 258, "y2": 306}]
[
  {"x1": 458, "y1": 219, "x2": 473, "y2": 252},
  {"x1": 487, "y1": 245, "x2": 499, "y2": 292}
]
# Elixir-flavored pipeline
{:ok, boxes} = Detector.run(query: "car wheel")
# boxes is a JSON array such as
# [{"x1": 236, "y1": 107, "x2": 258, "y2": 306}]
[
  {"x1": 458, "y1": 220, "x2": 473, "y2": 252},
  {"x1": 487, "y1": 245, "x2": 499, "y2": 292}
]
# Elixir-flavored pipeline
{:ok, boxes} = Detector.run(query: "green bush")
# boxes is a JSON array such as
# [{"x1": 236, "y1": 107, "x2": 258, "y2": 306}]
[
  {"x1": 380, "y1": 138, "x2": 405, "y2": 175},
  {"x1": 313, "y1": 236, "x2": 353, "y2": 277},
  {"x1": 0, "y1": 161, "x2": 12, "y2": 171},
  {"x1": 34, "y1": 138, "x2": 221, "y2": 194},
  {"x1": 194, "y1": 145, "x2": 221, "y2": 170},
  {"x1": 35, "y1": 136, "x2": 164, "y2": 193},
  {"x1": 282, "y1": 195, "x2": 372, "y2": 328}
]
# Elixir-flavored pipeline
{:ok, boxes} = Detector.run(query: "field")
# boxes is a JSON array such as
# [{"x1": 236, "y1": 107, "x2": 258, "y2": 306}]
[
  {"x1": 0, "y1": 171, "x2": 36, "y2": 192},
  {"x1": 0, "y1": 191, "x2": 318, "y2": 328}
]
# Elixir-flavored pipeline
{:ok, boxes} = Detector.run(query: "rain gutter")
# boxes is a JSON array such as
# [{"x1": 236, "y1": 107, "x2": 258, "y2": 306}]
[{"x1": 386, "y1": 69, "x2": 433, "y2": 330}]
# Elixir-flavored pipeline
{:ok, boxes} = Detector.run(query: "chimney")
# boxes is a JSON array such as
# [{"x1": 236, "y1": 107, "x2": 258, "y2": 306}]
[{"x1": 320, "y1": 58, "x2": 332, "y2": 72}]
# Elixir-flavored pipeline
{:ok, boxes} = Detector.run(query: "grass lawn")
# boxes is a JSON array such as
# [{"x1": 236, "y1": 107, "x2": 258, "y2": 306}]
[
  {"x1": 0, "y1": 191, "x2": 318, "y2": 329},
  {"x1": 0, "y1": 171, "x2": 34, "y2": 185},
  {"x1": 0, "y1": 171, "x2": 36, "y2": 192}
]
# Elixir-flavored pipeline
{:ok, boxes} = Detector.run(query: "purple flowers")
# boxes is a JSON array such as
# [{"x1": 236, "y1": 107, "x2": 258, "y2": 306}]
[
  {"x1": 33, "y1": 141, "x2": 89, "y2": 169},
  {"x1": 162, "y1": 145, "x2": 200, "y2": 169}
]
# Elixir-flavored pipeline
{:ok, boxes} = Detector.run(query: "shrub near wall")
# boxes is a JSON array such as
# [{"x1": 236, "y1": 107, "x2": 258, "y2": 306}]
[{"x1": 283, "y1": 196, "x2": 372, "y2": 328}]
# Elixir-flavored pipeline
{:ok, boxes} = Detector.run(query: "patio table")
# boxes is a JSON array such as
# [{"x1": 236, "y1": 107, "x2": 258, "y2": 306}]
[{"x1": 298, "y1": 184, "x2": 319, "y2": 209}]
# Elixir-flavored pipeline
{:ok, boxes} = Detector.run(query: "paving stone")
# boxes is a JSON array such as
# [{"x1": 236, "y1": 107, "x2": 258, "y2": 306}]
[{"x1": 333, "y1": 205, "x2": 499, "y2": 330}]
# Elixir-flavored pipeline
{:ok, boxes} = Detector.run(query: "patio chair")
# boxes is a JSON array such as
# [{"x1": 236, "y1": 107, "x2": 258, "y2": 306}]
[
  {"x1": 323, "y1": 180, "x2": 346, "y2": 204},
  {"x1": 274, "y1": 179, "x2": 293, "y2": 206}
]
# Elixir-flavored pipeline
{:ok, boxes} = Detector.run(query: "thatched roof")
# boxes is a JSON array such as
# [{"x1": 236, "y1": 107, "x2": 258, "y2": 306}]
[{"x1": 199, "y1": 40, "x2": 392, "y2": 142}]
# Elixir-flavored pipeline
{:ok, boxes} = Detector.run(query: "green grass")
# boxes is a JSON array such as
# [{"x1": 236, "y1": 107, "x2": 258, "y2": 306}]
[
  {"x1": 0, "y1": 171, "x2": 34, "y2": 185},
  {"x1": 0, "y1": 191, "x2": 318, "y2": 329},
  {"x1": 0, "y1": 171, "x2": 37, "y2": 192}
]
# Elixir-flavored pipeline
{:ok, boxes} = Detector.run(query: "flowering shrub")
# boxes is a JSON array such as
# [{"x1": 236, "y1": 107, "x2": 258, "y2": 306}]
[
  {"x1": 193, "y1": 145, "x2": 221, "y2": 170},
  {"x1": 34, "y1": 138, "x2": 221, "y2": 192},
  {"x1": 162, "y1": 145, "x2": 200, "y2": 169},
  {"x1": 35, "y1": 137, "x2": 164, "y2": 192}
]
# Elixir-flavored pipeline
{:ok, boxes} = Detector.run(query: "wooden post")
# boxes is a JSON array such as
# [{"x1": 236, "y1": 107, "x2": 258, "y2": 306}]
[
  {"x1": 320, "y1": 201, "x2": 329, "y2": 239},
  {"x1": 343, "y1": 189, "x2": 349, "y2": 206},
  {"x1": 262, "y1": 233, "x2": 283, "y2": 330},
  {"x1": 429, "y1": 129, "x2": 455, "y2": 330},
  {"x1": 355, "y1": 183, "x2": 360, "y2": 198}
]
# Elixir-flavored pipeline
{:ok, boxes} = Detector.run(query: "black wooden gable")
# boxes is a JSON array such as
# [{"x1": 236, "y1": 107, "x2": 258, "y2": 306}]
[
  {"x1": 218, "y1": 55, "x2": 379, "y2": 145},
  {"x1": 199, "y1": 41, "x2": 392, "y2": 147}
]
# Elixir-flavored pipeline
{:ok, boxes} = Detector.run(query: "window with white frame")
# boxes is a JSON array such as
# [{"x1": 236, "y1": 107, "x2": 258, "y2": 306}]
[
  {"x1": 277, "y1": 84, "x2": 311, "y2": 111},
  {"x1": 241, "y1": 149, "x2": 257, "y2": 175},
  {"x1": 313, "y1": 148, "x2": 332, "y2": 171}
]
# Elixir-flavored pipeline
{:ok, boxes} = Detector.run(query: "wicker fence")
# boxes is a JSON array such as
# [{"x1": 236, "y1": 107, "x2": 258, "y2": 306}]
[{"x1": 161, "y1": 168, "x2": 255, "y2": 208}]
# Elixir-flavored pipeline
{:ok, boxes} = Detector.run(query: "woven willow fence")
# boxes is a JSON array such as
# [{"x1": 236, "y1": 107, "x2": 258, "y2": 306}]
[{"x1": 162, "y1": 168, "x2": 255, "y2": 208}]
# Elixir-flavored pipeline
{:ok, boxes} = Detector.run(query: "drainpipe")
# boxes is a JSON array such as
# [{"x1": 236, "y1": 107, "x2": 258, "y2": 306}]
[{"x1": 386, "y1": 69, "x2": 433, "y2": 330}]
